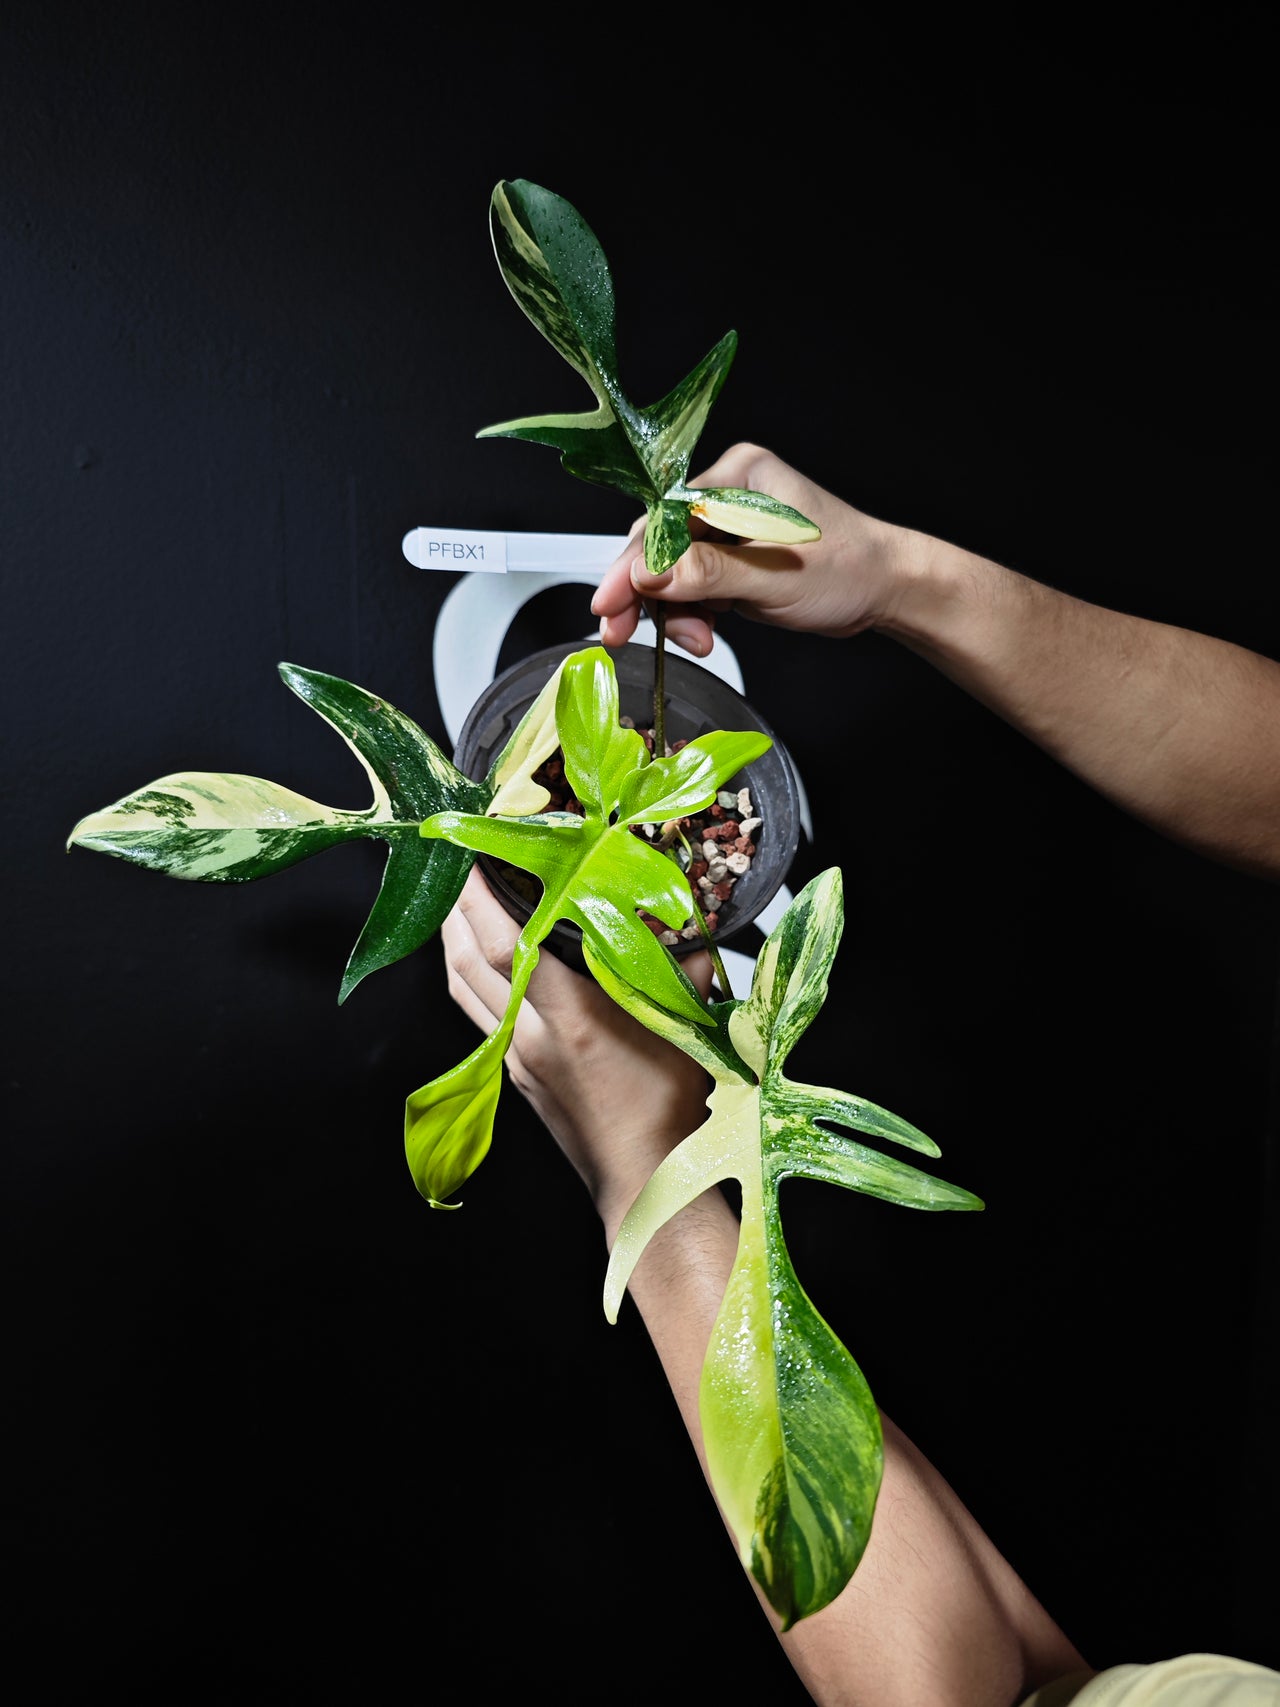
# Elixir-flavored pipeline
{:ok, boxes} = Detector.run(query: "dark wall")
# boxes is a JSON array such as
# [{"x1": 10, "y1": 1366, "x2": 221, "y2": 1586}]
[{"x1": 5, "y1": 9, "x2": 1278, "y2": 1701}]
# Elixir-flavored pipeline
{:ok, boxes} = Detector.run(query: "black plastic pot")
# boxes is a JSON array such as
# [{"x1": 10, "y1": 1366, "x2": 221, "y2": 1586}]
[{"x1": 452, "y1": 639, "x2": 802, "y2": 966}]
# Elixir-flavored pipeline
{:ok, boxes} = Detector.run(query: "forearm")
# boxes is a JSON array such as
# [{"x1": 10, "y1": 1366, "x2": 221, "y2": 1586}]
[
  {"x1": 446, "y1": 874, "x2": 1086, "y2": 1704},
  {"x1": 603, "y1": 1180, "x2": 1087, "y2": 1707},
  {"x1": 884, "y1": 532, "x2": 1280, "y2": 879}
]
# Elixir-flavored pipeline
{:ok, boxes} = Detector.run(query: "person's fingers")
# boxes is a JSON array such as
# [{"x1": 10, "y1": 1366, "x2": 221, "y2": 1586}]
[
  {"x1": 456, "y1": 865, "x2": 523, "y2": 972},
  {"x1": 630, "y1": 537, "x2": 807, "y2": 620},
  {"x1": 440, "y1": 869, "x2": 523, "y2": 1032},
  {"x1": 597, "y1": 603, "x2": 642, "y2": 648},
  {"x1": 686, "y1": 442, "x2": 804, "y2": 507},
  {"x1": 448, "y1": 865, "x2": 602, "y2": 1017},
  {"x1": 591, "y1": 549, "x2": 643, "y2": 618},
  {"x1": 440, "y1": 913, "x2": 507, "y2": 1035},
  {"x1": 657, "y1": 612, "x2": 718, "y2": 657},
  {"x1": 590, "y1": 502, "x2": 729, "y2": 629},
  {"x1": 594, "y1": 552, "x2": 719, "y2": 654}
]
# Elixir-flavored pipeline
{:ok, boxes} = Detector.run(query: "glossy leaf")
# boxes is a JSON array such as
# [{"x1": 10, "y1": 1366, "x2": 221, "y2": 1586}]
[
  {"x1": 599, "y1": 868, "x2": 983, "y2": 1628},
  {"x1": 478, "y1": 179, "x2": 821, "y2": 574},
  {"x1": 405, "y1": 889, "x2": 553, "y2": 1208},
  {"x1": 689, "y1": 487, "x2": 823, "y2": 546},
  {"x1": 67, "y1": 662, "x2": 566, "y2": 1003},
  {"x1": 403, "y1": 646, "x2": 771, "y2": 1204},
  {"x1": 429, "y1": 648, "x2": 763, "y2": 1015}
]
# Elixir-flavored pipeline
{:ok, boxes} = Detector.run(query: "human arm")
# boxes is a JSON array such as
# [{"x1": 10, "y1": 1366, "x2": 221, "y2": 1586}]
[
  {"x1": 441, "y1": 867, "x2": 1091, "y2": 1707},
  {"x1": 592, "y1": 443, "x2": 1280, "y2": 881}
]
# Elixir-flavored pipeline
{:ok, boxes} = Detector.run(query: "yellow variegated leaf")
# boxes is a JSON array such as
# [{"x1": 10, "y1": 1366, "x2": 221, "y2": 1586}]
[
  {"x1": 404, "y1": 1029, "x2": 507, "y2": 1209},
  {"x1": 485, "y1": 658, "x2": 567, "y2": 818},
  {"x1": 67, "y1": 772, "x2": 365, "y2": 881},
  {"x1": 602, "y1": 870, "x2": 982, "y2": 1626}
]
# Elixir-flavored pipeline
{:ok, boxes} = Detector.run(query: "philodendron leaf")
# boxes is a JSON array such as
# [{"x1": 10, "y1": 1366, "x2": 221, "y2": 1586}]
[
  {"x1": 405, "y1": 886, "x2": 556, "y2": 1209},
  {"x1": 279, "y1": 666, "x2": 488, "y2": 1001},
  {"x1": 430, "y1": 647, "x2": 769, "y2": 1013},
  {"x1": 599, "y1": 867, "x2": 983, "y2": 1629},
  {"x1": 67, "y1": 662, "x2": 565, "y2": 1003},
  {"x1": 484, "y1": 655, "x2": 568, "y2": 818},
  {"x1": 478, "y1": 178, "x2": 822, "y2": 574},
  {"x1": 402, "y1": 645, "x2": 771, "y2": 1207}
]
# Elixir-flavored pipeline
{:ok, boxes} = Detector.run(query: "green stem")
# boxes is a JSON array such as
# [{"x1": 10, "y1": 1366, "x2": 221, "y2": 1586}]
[
  {"x1": 650, "y1": 605, "x2": 729, "y2": 995},
  {"x1": 656, "y1": 822, "x2": 734, "y2": 1002},
  {"x1": 652, "y1": 603, "x2": 667, "y2": 757},
  {"x1": 692, "y1": 890, "x2": 733, "y2": 1001}
]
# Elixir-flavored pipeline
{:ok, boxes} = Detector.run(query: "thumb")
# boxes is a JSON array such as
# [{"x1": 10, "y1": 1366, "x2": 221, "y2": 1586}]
[{"x1": 631, "y1": 538, "x2": 797, "y2": 610}]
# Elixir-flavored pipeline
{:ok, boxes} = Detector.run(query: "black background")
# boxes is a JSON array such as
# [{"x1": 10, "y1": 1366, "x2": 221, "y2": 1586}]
[{"x1": 5, "y1": 7, "x2": 1278, "y2": 1701}]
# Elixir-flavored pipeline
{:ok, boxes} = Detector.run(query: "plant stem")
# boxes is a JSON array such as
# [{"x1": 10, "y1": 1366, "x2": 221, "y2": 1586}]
[
  {"x1": 652, "y1": 603, "x2": 667, "y2": 757},
  {"x1": 692, "y1": 892, "x2": 734, "y2": 1001},
  {"x1": 649, "y1": 605, "x2": 730, "y2": 998},
  {"x1": 655, "y1": 818, "x2": 735, "y2": 1001}
]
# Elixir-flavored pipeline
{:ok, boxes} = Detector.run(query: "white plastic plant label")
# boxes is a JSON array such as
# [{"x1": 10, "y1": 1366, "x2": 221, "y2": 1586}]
[{"x1": 402, "y1": 527, "x2": 628, "y2": 576}]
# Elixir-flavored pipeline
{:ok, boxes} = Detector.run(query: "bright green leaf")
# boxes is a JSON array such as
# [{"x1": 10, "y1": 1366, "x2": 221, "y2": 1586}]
[
  {"x1": 406, "y1": 645, "x2": 781, "y2": 1203},
  {"x1": 425, "y1": 647, "x2": 766, "y2": 1026},
  {"x1": 615, "y1": 729, "x2": 772, "y2": 826},
  {"x1": 404, "y1": 903, "x2": 546, "y2": 1207}
]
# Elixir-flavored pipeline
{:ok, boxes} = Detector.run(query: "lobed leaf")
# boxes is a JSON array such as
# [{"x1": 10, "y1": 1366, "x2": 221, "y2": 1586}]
[
  {"x1": 478, "y1": 180, "x2": 823, "y2": 577},
  {"x1": 68, "y1": 664, "x2": 495, "y2": 1001},
  {"x1": 407, "y1": 645, "x2": 779, "y2": 1203},
  {"x1": 602, "y1": 868, "x2": 982, "y2": 1626}
]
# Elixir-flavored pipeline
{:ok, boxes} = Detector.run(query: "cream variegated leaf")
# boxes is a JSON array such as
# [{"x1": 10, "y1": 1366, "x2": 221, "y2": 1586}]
[
  {"x1": 68, "y1": 664, "x2": 496, "y2": 1001},
  {"x1": 67, "y1": 771, "x2": 371, "y2": 881},
  {"x1": 688, "y1": 486, "x2": 824, "y2": 546},
  {"x1": 599, "y1": 868, "x2": 983, "y2": 1628},
  {"x1": 484, "y1": 656, "x2": 567, "y2": 818}
]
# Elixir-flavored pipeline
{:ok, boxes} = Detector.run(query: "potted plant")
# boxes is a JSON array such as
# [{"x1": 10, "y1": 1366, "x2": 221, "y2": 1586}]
[
  {"x1": 448, "y1": 634, "x2": 806, "y2": 968},
  {"x1": 67, "y1": 178, "x2": 982, "y2": 1629}
]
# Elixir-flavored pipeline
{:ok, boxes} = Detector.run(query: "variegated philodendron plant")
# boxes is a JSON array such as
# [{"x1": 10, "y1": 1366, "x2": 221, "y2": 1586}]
[
  {"x1": 480, "y1": 178, "x2": 822, "y2": 574},
  {"x1": 67, "y1": 177, "x2": 984, "y2": 1629}
]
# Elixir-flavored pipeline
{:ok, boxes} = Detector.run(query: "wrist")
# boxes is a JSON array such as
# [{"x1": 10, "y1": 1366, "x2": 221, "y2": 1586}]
[
  {"x1": 874, "y1": 527, "x2": 1012, "y2": 663},
  {"x1": 594, "y1": 1157, "x2": 674, "y2": 1248},
  {"x1": 592, "y1": 1127, "x2": 710, "y2": 1248}
]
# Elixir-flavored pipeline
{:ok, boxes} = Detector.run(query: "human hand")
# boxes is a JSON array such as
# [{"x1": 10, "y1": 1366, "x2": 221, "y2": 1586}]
[
  {"x1": 441, "y1": 867, "x2": 716, "y2": 1239},
  {"x1": 591, "y1": 442, "x2": 917, "y2": 657}
]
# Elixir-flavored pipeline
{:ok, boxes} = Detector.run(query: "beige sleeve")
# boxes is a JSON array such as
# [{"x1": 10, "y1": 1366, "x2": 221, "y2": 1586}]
[{"x1": 1022, "y1": 1653, "x2": 1280, "y2": 1707}]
